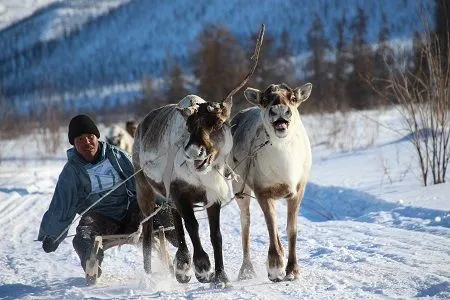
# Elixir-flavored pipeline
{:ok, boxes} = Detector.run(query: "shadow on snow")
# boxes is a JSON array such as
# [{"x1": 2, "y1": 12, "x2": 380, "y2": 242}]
[
  {"x1": 301, "y1": 183, "x2": 450, "y2": 232},
  {"x1": 0, "y1": 278, "x2": 84, "y2": 300}
]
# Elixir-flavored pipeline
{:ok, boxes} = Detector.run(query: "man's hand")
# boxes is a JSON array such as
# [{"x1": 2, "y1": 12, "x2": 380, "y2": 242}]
[{"x1": 42, "y1": 236, "x2": 58, "y2": 253}]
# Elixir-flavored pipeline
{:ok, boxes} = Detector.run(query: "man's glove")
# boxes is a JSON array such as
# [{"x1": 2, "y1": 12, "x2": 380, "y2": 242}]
[{"x1": 42, "y1": 236, "x2": 58, "y2": 253}]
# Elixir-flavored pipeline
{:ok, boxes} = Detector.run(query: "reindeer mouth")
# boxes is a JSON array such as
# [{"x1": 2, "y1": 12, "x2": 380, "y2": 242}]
[
  {"x1": 272, "y1": 119, "x2": 289, "y2": 132},
  {"x1": 194, "y1": 155, "x2": 212, "y2": 171}
]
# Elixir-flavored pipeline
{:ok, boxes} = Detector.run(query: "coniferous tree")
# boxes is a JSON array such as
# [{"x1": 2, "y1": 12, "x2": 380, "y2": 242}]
[
  {"x1": 373, "y1": 11, "x2": 394, "y2": 99},
  {"x1": 347, "y1": 6, "x2": 374, "y2": 109},
  {"x1": 333, "y1": 13, "x2": 351, "y2": 111},
  {"x1": 192, "y1": 24, "x2": 246, "y2": 112},
  {"x1": 434, "y1": 0, "x2": 450, "y2": 72},
  {"x1": 306, "y1": 13, "x2": 332, "y2": 111},
  {"x1": 166, "y1": 64, "x2": 189, "y2": 103}
]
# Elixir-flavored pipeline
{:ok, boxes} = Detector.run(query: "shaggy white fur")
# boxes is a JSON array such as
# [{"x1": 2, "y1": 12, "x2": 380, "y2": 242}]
[{"x1": 105, "y1": 124, "x2": 134, "y2": 153}]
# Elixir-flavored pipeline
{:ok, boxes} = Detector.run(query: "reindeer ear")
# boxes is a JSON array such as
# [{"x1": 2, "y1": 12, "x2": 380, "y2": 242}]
[
  {"x1": 176, "y1": 106, "x2": 196, "y2": 120},
  {"x1": 244, "y1": 88, "x2": 261, "y2": 106},
  {"x1": 294, "y1": 83, "x2": 312, "y2": 105}
]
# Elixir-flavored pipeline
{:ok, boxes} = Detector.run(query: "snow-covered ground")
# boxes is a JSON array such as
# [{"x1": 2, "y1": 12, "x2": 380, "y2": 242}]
[{"x1": 0, "y1": 107, "x2": 449, "y2": 299}]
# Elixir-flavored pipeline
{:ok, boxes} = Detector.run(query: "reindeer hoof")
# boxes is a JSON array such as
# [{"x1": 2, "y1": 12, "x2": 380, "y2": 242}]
[
  {"x1": 267, "y1": 267, "x2": 286, "y2": 282},
  {"x1": 176, "y1": 272, "x2": 192, "y2": 283},
  {"x1": 284, "y1": 264, "x2": 300, "y2": 281},
  {"x1": 195, "y1": 269, "x2": 214, "y2": 283},
  {"x1": 174, "y1": 261, "x2": 192, "y2": 283},
  {"x1": 211, "y1": 271, "x2": 231, "y2": 288},
  {"x1": 174, "y1": 249, "x2": 192, "y2": 283},
  {"x1": 238, "y1": 261, "x2": 256, "y2": 280},
  {"x1": 283, "y1": 273, "x2": 299, "y2": 281},
  {"x1": 193, "y1": 251, "x2": 212, "y2": 283}
]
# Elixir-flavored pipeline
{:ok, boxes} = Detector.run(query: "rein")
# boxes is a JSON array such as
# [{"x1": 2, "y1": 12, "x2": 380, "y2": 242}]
[
  {"x1": 52, "y1": 124, "x2": 269, "y2": 243},
  {"x1": 191, "y1": 127, "x2": 271, "y2": 215}
]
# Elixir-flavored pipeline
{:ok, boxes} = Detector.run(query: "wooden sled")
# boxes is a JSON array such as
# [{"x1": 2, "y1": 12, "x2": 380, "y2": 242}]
[{"x1": 84, "y1": 226, "x2": 174, "y2": 286}]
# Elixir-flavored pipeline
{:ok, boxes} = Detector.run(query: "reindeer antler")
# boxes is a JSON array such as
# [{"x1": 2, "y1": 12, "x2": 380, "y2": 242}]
[{"x1": 222, "y1": 24, "x2": 265, "y2": 103}]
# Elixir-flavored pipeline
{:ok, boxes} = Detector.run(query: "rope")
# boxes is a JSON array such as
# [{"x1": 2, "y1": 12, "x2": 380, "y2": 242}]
[
  {"x1": 55, "y1": 125, "x2": 269, "y2": 240},
  {"x1": 192, "y1": 132, "x2": 271, "y2": 217},
  {"x1": 127, "y1": 204, "x2": 166, "y2": 245},
  {"x1": 54, "y1": 168, "x2": 143, "y2": 243}
]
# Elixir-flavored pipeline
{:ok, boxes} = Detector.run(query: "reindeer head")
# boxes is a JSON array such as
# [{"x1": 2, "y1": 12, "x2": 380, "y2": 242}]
[
  {"x1": 177, "y1": 98, "x2": 232, "y2": 174},
  {"x1": 106, "y1": 125, "x2": 124, "y2": 147},
  {"x1": 175, "y1": 23, "x2": 265, "y2": 174},
  {"x1": 244, "y1": 83, "x2": 312, "y2": 138}
]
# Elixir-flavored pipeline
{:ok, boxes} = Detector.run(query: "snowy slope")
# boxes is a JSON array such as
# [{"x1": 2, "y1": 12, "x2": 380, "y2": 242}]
[
  {"x1": 0, "y1": 108, "x2": 449, "y2": 299},
  {"x1": 0, "y1": 0, "x2": 435, "y2": 99},
  {"x1": 0, "y1": 0, "x2": 57, "y2": 31}
]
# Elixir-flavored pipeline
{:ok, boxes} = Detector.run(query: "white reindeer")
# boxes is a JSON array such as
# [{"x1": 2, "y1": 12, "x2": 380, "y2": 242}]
[
  {"x1": 106, "y1": 124, "x2": 134, "y2": 154},
  {"x1": 230, "y1": 82, "x2": 313, "y2": 282}
]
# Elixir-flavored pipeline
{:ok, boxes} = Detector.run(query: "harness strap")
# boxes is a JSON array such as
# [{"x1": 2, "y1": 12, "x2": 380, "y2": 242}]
[
  {"x1": 162, "y1": 133, "x2": 187, "y2": 200},
  {"x1": 236, "y1": 126, "x2": 271, "y2": 197}
]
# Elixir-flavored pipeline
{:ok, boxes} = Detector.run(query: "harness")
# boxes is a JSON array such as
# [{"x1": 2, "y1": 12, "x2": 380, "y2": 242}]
[
  {"x1": 233, "y1": 126, "x2": 271, "y2": 200},
  {"x1": 55, "y1": 125, "x2": 270, "y2": 243}
]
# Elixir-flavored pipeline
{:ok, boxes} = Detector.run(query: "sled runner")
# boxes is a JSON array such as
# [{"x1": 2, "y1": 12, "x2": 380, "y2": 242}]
[{"x1": 84, "y1": 226, "x2": 174, "y2": 286}]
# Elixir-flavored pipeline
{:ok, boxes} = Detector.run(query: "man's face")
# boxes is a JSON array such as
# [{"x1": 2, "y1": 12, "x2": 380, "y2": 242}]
[{"x1": 74, "y1": 133, "x2": 99, "y2": 162}]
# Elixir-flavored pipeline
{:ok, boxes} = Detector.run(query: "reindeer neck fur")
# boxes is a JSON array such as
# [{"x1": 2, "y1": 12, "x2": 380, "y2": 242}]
[
  {"x1": 257, "y1": 109, "x2": 310, "y2": 186},
  {"x1": 173, "y1": 127, "x2": 233, "y2": 205},
  {"x1": 232, "y1": 107, "x2": 311, "y2": 198},
  {"x1": 138, "y1": 99, "x2": 233, "y2": 206},
  {"x1": 138, "y1": 104, "x2": 188, "y2": 183}
]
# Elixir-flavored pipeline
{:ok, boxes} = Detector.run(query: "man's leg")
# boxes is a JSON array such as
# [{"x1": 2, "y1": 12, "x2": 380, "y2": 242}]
[{"x1": 72, "y1": 212, "x2": 120, "y2": 276}]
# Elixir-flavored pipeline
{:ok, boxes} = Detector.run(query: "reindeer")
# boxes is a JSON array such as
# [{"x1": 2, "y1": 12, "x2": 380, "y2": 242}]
[
  {"x1": 106, "y1": 124, "x2": 134, "y2": 153},
  {"x1": 132, "y1": 25, "x2": 265, "y2": 286},
  {"x1": 230, "y1": 82, "x2": 313, "y2": 282}
]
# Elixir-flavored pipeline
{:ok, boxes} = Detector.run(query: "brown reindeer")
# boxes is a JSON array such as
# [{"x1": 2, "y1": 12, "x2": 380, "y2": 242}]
[
  {"x1": 132, "y1": 24, "x2": 265, "y2": 286},
  {"x1": 230, "y1": 82, "x2": 313, "y2": 282}
]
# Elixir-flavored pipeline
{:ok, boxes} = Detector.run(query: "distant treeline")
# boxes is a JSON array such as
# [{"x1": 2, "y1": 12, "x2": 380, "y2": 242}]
[{"x1": 0, "y1": 0, "x2": 447, "y2": 123}]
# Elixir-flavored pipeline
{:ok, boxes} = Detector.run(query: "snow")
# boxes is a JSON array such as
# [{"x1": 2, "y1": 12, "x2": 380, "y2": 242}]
[{"x1": 0, "y1": 107, "x2": 449, "y2": 299}]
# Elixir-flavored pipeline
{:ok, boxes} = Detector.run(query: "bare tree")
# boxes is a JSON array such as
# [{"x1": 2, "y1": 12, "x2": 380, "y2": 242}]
[
  {"x1": 36, "y1": 86, "x2": 64, "y2": 155},
  {"x1": 370, "y1": 25, "x2": 450, "y2": 186}
]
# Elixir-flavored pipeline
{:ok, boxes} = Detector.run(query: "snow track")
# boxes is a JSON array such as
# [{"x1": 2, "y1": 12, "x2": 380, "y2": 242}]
[{"x1": 1, "y1": 109, "x2": 449, "y2": 299}]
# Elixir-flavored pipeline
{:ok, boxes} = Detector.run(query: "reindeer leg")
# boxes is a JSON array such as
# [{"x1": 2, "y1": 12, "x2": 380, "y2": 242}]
[
  {"x1": 236, "y1": 190, "x2": 256, "y2": 280},
  {"x1": 284, "y1": 185, "x2": 304, "y2": 281},
  {"x1": 174, "y1": 197, "x2": 212, "y2": 283},
  {"x1": 135, "y1": 170, "x2": 156, "y2": 274},
  {"x1": 172, "y1": 208, "x2": 192, "y2": 283},
  {"x1": 257, "y1": 197, "x2": 285, "y2": 282},
  {"x1": 207, "y1": 202, "x2": 230, "y2": 287},
  {"x1": 142, "y1": 220, "x2": 153, "y2": 273}
]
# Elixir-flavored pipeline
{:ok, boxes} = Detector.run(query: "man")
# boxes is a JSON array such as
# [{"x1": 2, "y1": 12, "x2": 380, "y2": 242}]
[
  {"x1": 38, "y1": 114, "x2": 174, "y2": 284},
  {"x1": 125, "y1": 119, "x2": 137, "y2": 138}
]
